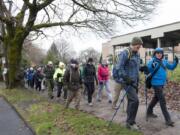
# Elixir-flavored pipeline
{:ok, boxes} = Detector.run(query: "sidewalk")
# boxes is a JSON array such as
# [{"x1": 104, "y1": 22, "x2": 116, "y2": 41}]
[{"x1": 0, "y1": 97, "x2": 35, "y2": 135}]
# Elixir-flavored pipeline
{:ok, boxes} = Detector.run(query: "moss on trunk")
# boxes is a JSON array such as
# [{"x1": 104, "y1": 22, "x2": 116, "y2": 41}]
[{"x1": 5, "y1": 27, "x2": 26, "y2": 88}]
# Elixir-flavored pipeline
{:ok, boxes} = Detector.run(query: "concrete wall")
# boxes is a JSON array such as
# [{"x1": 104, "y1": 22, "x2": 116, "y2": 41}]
[{"x1": 102, "y1": 41, "x2": 113, "y2": 59}]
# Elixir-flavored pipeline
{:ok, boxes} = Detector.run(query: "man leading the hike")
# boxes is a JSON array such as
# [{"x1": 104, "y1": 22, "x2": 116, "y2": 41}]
[{"x1": 116, "y1": 37, "x2": 143, "y2": 130}]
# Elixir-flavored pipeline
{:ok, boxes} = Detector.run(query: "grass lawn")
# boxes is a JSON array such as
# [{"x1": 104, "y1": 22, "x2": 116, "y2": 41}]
[
  {"x1": 168, "y1": 65, "x2": 180, "y2": 82},
  {"x1": 0, "y1": 88, "x2": 141, "y2": 135}
]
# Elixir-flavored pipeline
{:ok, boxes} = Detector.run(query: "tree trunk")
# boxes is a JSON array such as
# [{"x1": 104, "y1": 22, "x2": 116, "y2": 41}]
[{"x1": 5, "y1": 36, "x2": 24, "y2": 89}]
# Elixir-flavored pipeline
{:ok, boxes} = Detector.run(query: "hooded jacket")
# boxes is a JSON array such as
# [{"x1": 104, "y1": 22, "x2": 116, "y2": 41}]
[{"x1": 147, "y1": 57, "x2": 177, "y2": 86}]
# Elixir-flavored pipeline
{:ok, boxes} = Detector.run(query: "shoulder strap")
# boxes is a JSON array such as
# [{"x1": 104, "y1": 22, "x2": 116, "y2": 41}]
[
  {"x1": 125, "y1": 48, "x2": 132, "y2": 60},
  {"x1": 150, "y1": 62, "x2": 161, "y2": 78},
  {"x1": 124, "y1": 48, "x2": 132, "y2": 65}
]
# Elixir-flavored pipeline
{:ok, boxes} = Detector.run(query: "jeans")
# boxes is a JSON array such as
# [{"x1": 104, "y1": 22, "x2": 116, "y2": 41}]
[
  {"x1": 126, "y1": 85, "x2": 139, "y2": 125},
  {"x1": 97, "y1": 80, "x2": 112, "y2": 101},
  {"x1": 147, "y1": 86, "x2": 171, "y2": 122}
]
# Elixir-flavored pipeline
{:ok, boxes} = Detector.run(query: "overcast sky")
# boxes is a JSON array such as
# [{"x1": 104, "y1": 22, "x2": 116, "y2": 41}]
[{"x1": 35, "y1": 0, "x2": 180, "y2": 53}]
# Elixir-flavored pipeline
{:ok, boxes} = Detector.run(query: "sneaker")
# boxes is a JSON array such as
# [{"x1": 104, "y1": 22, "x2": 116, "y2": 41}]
[
  {"x1": 89, "y1": 103, "x2": 93, "y2": 106},
  {"x1": 126, "y1": 123, "x2": 140, "y2": 131},
  {"x1": 166, "y1": 121, "x2": 175, "y2": 127},
  {"x1": 147, "y1": 113, "x2": 158, "y2": 118}
]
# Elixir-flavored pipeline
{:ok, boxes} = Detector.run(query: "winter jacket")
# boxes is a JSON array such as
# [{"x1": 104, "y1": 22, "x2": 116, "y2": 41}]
[
  {"x1": 98, "y1": 64, "x2": 109, "y2": 81},
  {"x1": 27, "y1": 70, "x2": 34, "y2": 81},
  {"x1": 63, "y1": 66, "x2": 82, "y2": 90},
  {"x1": 34, "y1": 71, "x2": 44, "y2": 82},
  {"x1": 43, "y1": 66, "x2": 55, "y2": 80},
  {"x1": 53, "y1": 68, "x2": 66, "y2": 82},
  {"x1": 83, "y1": 63, "x2": 97, "y2": 83},
  {"x1": 147, "y1": 57, "x2": 177, "y2": 86},
  {"x1": 116, "y1": 48, "x2": 140, "y2": 84}
]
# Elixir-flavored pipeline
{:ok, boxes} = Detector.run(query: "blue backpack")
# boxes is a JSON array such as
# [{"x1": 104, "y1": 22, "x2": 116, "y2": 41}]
[{"x1": 112, "y1": 48, "x2": 132, "y2": 81}]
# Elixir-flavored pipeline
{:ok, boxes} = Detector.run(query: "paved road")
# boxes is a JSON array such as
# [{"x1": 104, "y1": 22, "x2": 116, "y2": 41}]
[{"x1": 0, "y1": 97, "x2": 34, "y2": 135}]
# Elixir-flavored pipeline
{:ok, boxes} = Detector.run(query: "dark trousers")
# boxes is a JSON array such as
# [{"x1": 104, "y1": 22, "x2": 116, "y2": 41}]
[
  {"x1": 85, "y1": 82, "x2": 95, "y2": 103},
  {"x1": 147, "y1": 86, "x2": 171, "y2": 122},
  {"x1": 35, "y1": 81, "x2": 41, "y2": 91},
  {"x1": 57, "y1": 82, "x2": 67, "y2": 99},
  {"x1": 126, "y1": 85, "x2": 139, "y2": 125}
]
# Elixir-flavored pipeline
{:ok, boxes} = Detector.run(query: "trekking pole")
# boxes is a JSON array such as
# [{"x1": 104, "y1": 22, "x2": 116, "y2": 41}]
[
  {"x1": 122, "y1": 89, "x2": 126, "y2": 112},
  {"x1": 108, "y1": 85, "x2": 130, "y2": 127},
  {"x1": 145, "y1": 75, "x2": 148, "y2": 122}
]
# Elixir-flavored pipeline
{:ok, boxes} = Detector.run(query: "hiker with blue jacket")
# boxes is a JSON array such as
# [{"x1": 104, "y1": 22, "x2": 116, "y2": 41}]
[
  {"x1": 146, "y1": 48, "x2": 178, "y2": 127},
  {"x1": 115, "y1": 37, "x2": 143, "y2": 130}
]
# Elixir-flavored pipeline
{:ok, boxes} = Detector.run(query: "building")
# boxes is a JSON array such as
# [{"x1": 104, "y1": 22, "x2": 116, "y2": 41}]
[{"x1": 102, "y1": 21, "x2": 180, "y2": 64}]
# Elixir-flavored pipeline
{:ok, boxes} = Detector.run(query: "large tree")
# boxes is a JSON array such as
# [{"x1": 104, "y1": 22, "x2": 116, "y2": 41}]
[
  {"x1": 79, "y1": 47, "x2": 101, "y2": 64},
  {"x1": 44, "y1": 39, "x2": 74, "y2": 65},
  {"x1": 0, "y1": 0, "x2": 158, "y2": 88}
]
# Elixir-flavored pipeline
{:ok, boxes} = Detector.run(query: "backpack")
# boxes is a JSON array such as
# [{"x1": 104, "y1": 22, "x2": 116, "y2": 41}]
[
  {"x1": 112, "y1": 48, "x2": 132, "y2": 80},
  {"x1": 68, "y1": 67, "x2": 81, "y2": 90}
]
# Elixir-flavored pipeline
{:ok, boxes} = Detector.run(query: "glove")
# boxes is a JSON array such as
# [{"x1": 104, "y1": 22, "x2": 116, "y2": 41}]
[
  {"x1": 174, "y1": 56, "x2": 179, "y2": 64},
  {"x1": 139, "y1": 65, "x2": 149, "y2": 75},
  {"x1": 57, "y1": 73, "x2": 62, "y2": 78},
  {"x1": 123, "y1": 76, "x2": 134, "y2": 85},
  {"x1": 99, "y1": 81, "x2": 104, "y2": 85}
]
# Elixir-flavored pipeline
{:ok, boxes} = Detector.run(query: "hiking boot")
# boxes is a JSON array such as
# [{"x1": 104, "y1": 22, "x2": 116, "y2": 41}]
[
  {"x1": 166, "y1": 121, "x2": 175, "y2": 127},
  {"x1": 147, "y1": 113, "x2": 158, "y2": 118},
  {"x1": 126, "y1": 123, "x2": 140, "y2": 131}
]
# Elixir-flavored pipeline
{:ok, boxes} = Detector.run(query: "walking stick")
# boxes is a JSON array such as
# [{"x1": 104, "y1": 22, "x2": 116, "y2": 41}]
[
  {"x1": 108, "y1": 86, "x2": 128, "y2": 127},
  {"x1": 108, "y1": 84, "x2": 138, "y2": 127},
  {"x1": 122, "y1": 89, "x2": 126, "y2": 112},
  {"x1": 145, "y1": 75, "x2": 148, "y2": 122}
]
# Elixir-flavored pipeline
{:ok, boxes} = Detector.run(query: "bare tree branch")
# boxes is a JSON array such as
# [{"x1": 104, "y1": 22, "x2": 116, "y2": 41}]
[
  {"x1": 0, "y1": 0, "x2": 11, "y2": 21},
  {"x1": 43, "y1": 8, "x2": 51, "y2": 22},
  {"x1": 15, "y1": 3, "x2": 28, "y2": 26},
  {"x1": 22, "y1": 0, "x2": 33, "y2": 8},
  {"x1": 37, "y1": 0, "x2": 55, "y2": 10},
  {"x1": 32, "y1": 20, "x2": 93, "y2": 30}
]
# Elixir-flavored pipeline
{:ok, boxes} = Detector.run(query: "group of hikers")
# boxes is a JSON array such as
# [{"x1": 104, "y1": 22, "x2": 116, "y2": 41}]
[{"x1": 23, "y1": 36, "x2": 179, "y2": 131}]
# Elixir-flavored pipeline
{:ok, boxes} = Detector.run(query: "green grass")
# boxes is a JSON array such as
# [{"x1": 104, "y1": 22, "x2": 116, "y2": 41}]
[
  {"x1": 0, "y1": 88, "x2": 141, "y2": 135},
  {"x1": 168, "y1": 65, "x2": 180, "y2": 82}
]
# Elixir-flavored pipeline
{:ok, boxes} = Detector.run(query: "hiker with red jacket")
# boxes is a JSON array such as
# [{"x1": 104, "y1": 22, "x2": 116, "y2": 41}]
[{"x1": 96, "y1": 60, "x2": 112, "y2": 103}]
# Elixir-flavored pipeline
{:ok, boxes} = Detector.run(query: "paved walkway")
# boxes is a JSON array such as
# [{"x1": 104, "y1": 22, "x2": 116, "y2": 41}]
[{"x1": 0, "y1": 97, "x2": 34, "y2": 135}]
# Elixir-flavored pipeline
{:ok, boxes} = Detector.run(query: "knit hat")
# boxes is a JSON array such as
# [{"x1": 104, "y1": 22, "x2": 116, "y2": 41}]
[
  {"x1": 59, "y1": 62, "x2": 65, "y2": 67},
  {"x1": 131, "y1": 37, "x2": 143, "y2": 45},
  {"x1": 48, "y1": 61, "x2": 53, "y2": 65}
]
